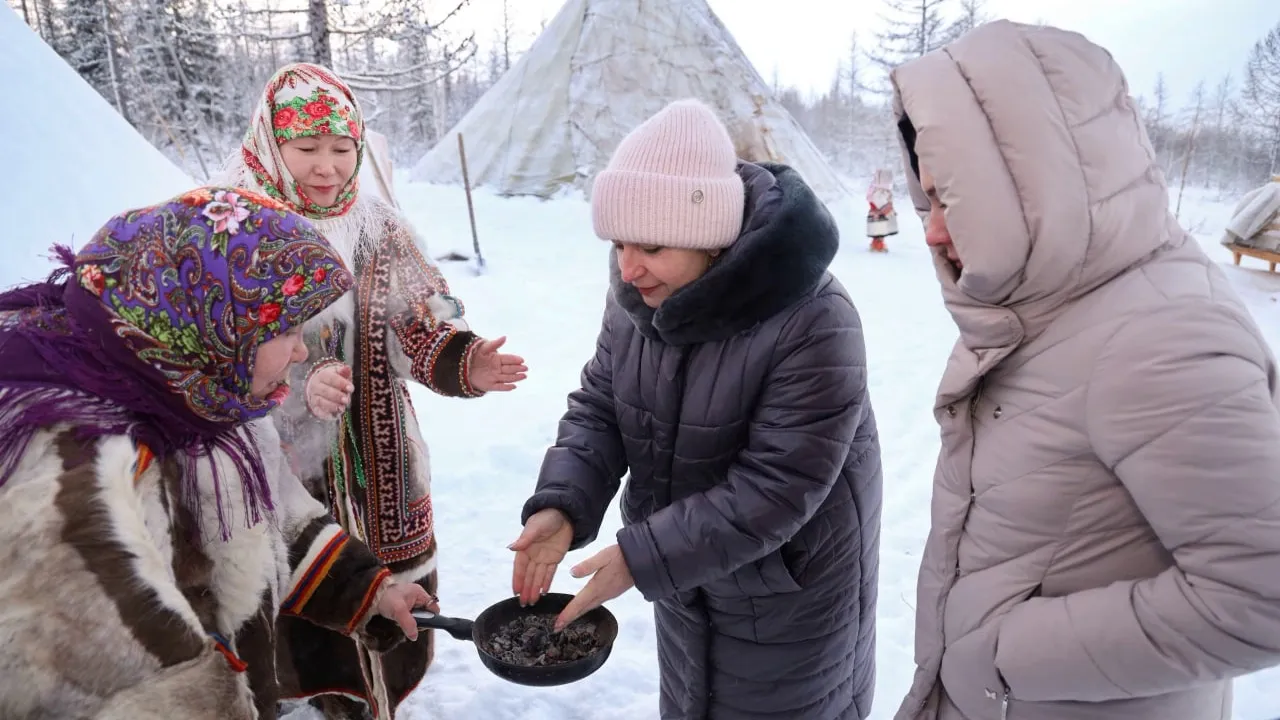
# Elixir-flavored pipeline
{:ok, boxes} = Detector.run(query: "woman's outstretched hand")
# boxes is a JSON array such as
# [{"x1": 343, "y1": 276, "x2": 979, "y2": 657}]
[
  {"x1": 509, "y1": 508, "x2": 573, "y2": 606},
  {"x1": 469, "y1": 336, "x2": 528, "y2": 392},
  {"x1": 554, "y1": 544, "x2": 634, "y2": 631}
]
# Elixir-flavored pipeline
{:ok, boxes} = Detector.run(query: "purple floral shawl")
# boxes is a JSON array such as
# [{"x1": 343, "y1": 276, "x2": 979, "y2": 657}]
[{"x1": 0, "y1": 187, "x2": 354, "y2": 537}]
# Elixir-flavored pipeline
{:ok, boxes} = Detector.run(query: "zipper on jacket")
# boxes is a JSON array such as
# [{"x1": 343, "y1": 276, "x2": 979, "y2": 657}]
[
  {"x1": 984, "y1": 685, "x2": 1010, "y2": 720},
  {"x1": 969, "y1": 379, "x2": 985, "y2": 421}
]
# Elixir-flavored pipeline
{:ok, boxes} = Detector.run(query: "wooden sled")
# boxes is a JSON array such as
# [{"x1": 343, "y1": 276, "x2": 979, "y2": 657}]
[{"x1": 1225, "y1": 242, "x2": 1280, "y2": 274}]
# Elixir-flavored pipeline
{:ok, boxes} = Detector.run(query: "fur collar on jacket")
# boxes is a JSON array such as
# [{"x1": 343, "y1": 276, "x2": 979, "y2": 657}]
[{"x1": 610, "y1": 162, "x2": 840, "y2": 346}]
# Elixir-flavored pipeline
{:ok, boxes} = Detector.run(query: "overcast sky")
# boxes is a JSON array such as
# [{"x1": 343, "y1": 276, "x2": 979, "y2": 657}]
[{"x1": 448, "y1": 0, "x2": 1277, "y2": 109}]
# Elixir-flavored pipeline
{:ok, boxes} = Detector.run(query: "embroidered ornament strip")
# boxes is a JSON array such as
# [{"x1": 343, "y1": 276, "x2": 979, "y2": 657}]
[{"x1": 334, "y1": 224, "x2": 467, "y2": 564}]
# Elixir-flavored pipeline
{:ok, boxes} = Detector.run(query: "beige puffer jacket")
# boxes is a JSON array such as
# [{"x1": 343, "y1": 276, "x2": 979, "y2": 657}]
[{"x1": 890, "y1": 20, "x2": 1280, "y2": 720}]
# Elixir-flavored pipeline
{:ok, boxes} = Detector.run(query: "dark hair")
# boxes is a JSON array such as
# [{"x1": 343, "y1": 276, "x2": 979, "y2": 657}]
[{"x1": 898, "y1": 114, "x2": 921, "y2": 180}]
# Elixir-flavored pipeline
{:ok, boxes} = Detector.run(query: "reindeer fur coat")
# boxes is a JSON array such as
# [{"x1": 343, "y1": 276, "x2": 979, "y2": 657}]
[{"x1": 0, "y1": 414, "x2": 404, "y2": 720}]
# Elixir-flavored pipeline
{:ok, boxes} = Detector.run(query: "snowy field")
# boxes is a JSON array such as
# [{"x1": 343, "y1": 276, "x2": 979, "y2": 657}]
[{"x1": 293, "y1": 175, "x2": 1280, "y2": 720}]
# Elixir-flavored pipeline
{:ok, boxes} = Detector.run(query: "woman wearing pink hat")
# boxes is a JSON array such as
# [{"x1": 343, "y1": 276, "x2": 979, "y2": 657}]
[{"x1": 510, "y1": 98, "x2": 883, "y2": 719}]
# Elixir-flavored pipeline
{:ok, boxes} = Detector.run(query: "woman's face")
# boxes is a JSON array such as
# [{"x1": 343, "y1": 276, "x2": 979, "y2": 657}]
[
  {"x1": 614, "y1": 242, "x2": 719, "y2": 308},
  {"x1": 250, "y1": 327, "x2": 308, "y2": 402},
  {"x1": 280, "y1": 135, "x2": 359, "y2": 207},
  {"x1": 919, "y1": 166, "x2": 962, "y2": 270}
]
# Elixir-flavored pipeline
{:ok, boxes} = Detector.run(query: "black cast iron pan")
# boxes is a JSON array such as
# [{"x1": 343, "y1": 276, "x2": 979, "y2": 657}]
[{"x1": 411, "y1": 592, "x2": 618, "y2": 687}]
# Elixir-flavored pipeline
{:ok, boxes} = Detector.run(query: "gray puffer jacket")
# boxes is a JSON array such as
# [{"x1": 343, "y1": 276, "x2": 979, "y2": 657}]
[{"x1": 523, "y1": 162, "x2": 882, "y2": 720}]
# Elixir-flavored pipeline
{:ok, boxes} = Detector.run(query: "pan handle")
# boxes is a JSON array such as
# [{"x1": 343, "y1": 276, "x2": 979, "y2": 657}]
[{"x1": 411, "y1": 609, "x2": 475, "y2": 642}]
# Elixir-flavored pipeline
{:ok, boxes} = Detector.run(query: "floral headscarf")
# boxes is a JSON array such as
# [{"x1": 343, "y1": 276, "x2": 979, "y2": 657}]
[
  {"x1": 0, "y1": 187, "x2": 355, "y2": 537},
  {"x1": 74, "y1": 186, "x2": 354, "y2": 420},
  {"x1": 241, "y1": 63, "x2": 365, "y2": 220}
]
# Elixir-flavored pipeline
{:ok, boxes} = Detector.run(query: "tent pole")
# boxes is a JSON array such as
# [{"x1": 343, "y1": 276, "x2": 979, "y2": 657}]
[{"x1": 457, "y1": 132, "x2": 485, "y2": 274}]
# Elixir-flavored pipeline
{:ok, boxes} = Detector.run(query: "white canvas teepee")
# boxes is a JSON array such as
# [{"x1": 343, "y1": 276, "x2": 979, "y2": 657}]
[
  {"x1": 359, "y1": 128, "x2": 400, "y2": 209},
  {"x1": 409, "y1": 0, "x2": 849, "y2": 202},
  {"x1": 0, "y1": 5, "x2": 194, "y2": 288}
]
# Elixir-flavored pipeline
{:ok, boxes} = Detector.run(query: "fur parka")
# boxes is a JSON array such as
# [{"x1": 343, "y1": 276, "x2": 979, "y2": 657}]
[{"x1": 0, "y1": 412, "x2": 403, "y2": 719}]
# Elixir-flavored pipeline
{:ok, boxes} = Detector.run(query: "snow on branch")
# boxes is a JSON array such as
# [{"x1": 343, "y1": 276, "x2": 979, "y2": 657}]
[{"x1": 344, "y1": 36, "x2": 477, "y2": 91}]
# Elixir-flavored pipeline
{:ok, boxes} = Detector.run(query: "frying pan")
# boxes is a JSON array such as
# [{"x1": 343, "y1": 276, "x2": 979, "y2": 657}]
[{"x1": 411, "y1": 592, "x2": 619, "y2": 687}]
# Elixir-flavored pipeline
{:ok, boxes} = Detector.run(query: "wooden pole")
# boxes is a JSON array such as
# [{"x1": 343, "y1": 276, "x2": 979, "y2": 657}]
[{"x1": 457, "y1": 133, "x2": 484, "y2": 272}]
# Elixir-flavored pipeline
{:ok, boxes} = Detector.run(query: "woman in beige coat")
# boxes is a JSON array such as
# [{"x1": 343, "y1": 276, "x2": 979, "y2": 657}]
[{"x1": 889, "y1": 20, "x2": 1280, "y2": 720}]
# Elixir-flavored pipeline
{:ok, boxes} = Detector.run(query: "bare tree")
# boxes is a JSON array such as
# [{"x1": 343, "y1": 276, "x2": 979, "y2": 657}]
[
  {"x1": 1207, "y1": 75, "x2": 1233, "y2": 190},
  {"x1": 942, "y1": 0, "x2": 989, "y2": 43},
  {"x1": 1238, "y1": 20, "x2": 1280, "y2": 175},
  {"x1": 99, "y1": 0, "x2": 130, "y2": 121},
  {"x1": 36, "y1": 0, "x2": 62, "y2": 50},
  {"x1": 869, "y1": 0, "x2": 949, "y2": 77},
  {"x1": 307, "y1": 0, "x2": 331, "y2": 65},
  {"x1": 843, "y1": 32, "x2": 863, "y2": 103},
  {"x1": 500, "y1": 0, "x2": 512, "y2": 73},
  {"x1": 1141, "y1": 73, "x2": 1170, "y2": 165},
  {"x1": 1174, "y1": 81, "x2": 1206, "y2": 220}
]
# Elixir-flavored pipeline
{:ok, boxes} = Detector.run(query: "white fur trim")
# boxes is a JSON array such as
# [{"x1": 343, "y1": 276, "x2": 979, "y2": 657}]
[
  {"x1": 286, "y1": 523, "x2": 345, "y2": 599},
  {"x1": 172, "y1": 429, "x2": 277, "y2": 634},
  {"x1": 94, "y1": 437, "x2": 205, "y2": 633},
  {"x1": 394, "y1": 552, "x2": 436, "y2": 585}
]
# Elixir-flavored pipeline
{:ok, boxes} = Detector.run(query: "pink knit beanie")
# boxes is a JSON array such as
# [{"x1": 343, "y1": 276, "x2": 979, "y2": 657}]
[{"x1": 591, "y1": 99, "x2": 745, "y2": 249}]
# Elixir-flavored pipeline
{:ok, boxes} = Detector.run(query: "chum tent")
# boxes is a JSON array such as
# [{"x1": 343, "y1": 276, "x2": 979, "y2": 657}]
[
  {"x1": 409, "y1": 0, "x2": 850, "y2": 203},
  {"x1": 360, "y1": 128, "x2": 400, "y2": 209},
  {"x1": 0, "y1": 4, "x2": 194, "y2": 288}
]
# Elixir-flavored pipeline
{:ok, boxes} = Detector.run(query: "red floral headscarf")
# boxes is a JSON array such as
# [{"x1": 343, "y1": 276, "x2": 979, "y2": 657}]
[{"x1": 241, "y1": 63, "x2": 365, "y2": 220}]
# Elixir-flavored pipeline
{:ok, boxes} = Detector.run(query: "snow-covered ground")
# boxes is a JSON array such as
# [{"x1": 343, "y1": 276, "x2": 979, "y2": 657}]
[{"x1": 337, "y1": 177, "x2": 1280, "y2": 720}]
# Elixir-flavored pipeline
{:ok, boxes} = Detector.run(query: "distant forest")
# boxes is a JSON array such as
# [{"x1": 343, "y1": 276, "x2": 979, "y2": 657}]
[{"x1": 10, "y1": 0, "x2": 1280, "y2": 195}]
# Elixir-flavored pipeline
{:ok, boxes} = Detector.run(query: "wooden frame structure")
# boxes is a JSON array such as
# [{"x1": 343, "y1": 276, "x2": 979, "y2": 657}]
[{"x1": 1225, "y1": 242, "x2": 1280, "y2": 274}]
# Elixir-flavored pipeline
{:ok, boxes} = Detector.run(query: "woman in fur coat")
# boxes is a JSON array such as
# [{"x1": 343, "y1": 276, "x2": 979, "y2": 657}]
[
  {"x1": 213, "y1": 63, "x2": 528, "y2": 719},
  {"x1": 0, "y1": 188, "x2": 437, "y2": 720}
]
